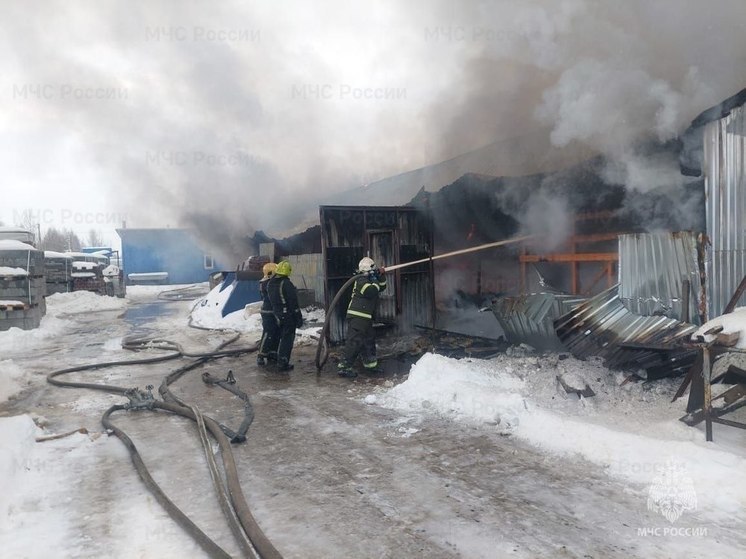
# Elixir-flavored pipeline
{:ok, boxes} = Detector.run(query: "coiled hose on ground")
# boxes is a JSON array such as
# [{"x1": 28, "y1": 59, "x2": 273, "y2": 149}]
[{"x1": 47, "y1": 335, "x2": 283, "y2": 559}]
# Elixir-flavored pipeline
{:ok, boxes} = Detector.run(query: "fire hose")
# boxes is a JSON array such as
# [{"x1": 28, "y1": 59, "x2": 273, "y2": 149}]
[
  {"x1": 47, "y1": 336, "x2": 283, "y2": 559},
  {"x1": 314, "y1": 234, "x2": 534, "y2": 370}
]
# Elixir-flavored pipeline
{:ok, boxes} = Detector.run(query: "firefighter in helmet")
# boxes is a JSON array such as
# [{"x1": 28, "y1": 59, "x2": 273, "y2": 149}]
[
  {"x1": 338, "y1": 257, "x2": 386, "y2": 378},
  {"x1": 257, "y1": 262, "x2": 279, "y2": 366},
  {"x1": 267, "y1": 260, "x2": 303, "y2": 372}
]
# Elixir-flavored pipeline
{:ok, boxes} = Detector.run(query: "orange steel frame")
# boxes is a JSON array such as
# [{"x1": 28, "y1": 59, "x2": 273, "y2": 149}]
[{"x1": 518, "y1": 212, "x2": 626, "y2": 295}]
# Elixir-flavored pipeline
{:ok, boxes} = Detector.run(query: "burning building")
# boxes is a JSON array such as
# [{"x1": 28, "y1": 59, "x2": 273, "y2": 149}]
[{"x1": 319, "y1": 206, "x2": 434, "y2": 343}]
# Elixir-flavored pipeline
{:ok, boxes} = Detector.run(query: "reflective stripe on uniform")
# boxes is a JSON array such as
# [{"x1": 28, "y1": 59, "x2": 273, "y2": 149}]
[
  {"x1": 347, "y1": 309, "x2": 372, "y2": 319},
  {"x1": 359, "y1": 282, "x2": 380, "y2": 295},
  {"x1": 363, "y1": 360, "x2": 378, "y2": 368}
]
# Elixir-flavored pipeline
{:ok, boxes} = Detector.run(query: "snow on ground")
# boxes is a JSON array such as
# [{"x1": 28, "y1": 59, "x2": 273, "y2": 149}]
[
  {"x1": 0, "y1": 415, "x2": 197, "y2": 559},
  {"x1": 0, "y1": 360, "x2": 28, "y2": 403},
  {"x1": 372, "y1": 351, "x2": 746, "y2": 526},
  {"x1": 0, "y1": 291, "x2": 128, "y2": 354},
  {"x1": 3, "y1": 284, "x2": 746, "y2": 556},
  {"x1": 190, "y1": 281, "x2": 324, "y2": 344}
]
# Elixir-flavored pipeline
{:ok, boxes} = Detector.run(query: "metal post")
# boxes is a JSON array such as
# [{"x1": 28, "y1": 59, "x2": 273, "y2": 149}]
[
  {"x1": 703, "y1": 347, "x2": 713, "y2": 442},
  {"x1": 681, "y1": 279, "x2": 690, "y2": 323}
]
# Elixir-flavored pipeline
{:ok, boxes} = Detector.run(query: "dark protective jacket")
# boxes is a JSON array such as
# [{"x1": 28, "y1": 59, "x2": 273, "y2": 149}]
[
  {"x1": 259, "y1": 277, "x2": 273, "y2": 313},
  {"x1": 346, "y1": 272, "x2": 387, "y2": 320},
  {"x1": 267, "y1": 275, "x2": 303, "y2": 327}
]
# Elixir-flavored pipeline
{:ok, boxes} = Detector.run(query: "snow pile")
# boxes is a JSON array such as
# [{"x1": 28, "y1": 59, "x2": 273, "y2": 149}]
[
  {"x1": 381, "y1": 353, "x2": 528, "y2": 430},
  {"x1": 0, "y1": 360, "x2": 29, "y2": 402},
  {"x1": 0, "y1": 315, "x2": 70, "y2": 353},
  {"x1": 190, "y1": 282, "x2": 258, "y2": 331},
  {"x1": 692, "y1": 307, "x2": 746, "y2": 348},
  {"x1": 375, "y1": 352, "x2": 746, "y2": 523},
  {"x1": 46, "y1": 291, "x2": 127, "y2": 317}
]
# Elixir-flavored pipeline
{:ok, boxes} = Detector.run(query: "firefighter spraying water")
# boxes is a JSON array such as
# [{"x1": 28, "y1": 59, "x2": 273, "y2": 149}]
[{"x1": 315, "y1": 234, "x2": 535, "y2": 371}]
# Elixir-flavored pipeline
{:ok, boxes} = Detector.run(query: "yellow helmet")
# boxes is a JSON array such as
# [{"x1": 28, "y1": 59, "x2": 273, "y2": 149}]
[
  {"x1": 262, "y1": 262, "x2": 277, "y2": 279},
  {"x1": 275, "y1": 260, "x2": 292, "y2": 276}
]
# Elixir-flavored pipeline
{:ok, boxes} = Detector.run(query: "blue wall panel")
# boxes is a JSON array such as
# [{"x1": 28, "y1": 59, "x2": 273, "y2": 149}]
[{"x1": 116, "y1": 228, "x2": 226, "y2": 285}]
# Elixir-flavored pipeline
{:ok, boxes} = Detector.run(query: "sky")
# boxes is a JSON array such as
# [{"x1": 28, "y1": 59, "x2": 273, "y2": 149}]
[{"x1": 2, "y1": 0, "x2": 746, "y2": 259}]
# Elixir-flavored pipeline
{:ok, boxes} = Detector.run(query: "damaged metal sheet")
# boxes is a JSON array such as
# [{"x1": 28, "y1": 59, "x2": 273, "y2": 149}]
[
  {"x1": 554, "y1": 286, "x2": 698, "y2": 378},
  {"x1": 490, "y1": 291, "x2": 586, "y2": 351},
  {"x1": 618, "y1": 231, "x2": 704, "y2": 325}
]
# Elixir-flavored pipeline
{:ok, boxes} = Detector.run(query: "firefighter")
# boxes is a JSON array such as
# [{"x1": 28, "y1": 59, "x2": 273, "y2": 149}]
[
  {"x1": 337, "y1": 257, "x2": 387, "y2": 378},
  {"x1": 256, "y1": 262, "x2": 279, "y2": 366},
  {"x1": 267, "y1": 260, "x2": 303, "y2": 372}
]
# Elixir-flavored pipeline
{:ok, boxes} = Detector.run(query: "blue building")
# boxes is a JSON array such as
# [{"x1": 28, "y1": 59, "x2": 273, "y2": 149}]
[{"x1": 116, "y1": 228, "x2": 224, "y2": 285}]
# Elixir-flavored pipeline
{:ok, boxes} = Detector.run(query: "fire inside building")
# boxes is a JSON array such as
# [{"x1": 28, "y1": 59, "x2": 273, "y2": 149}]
[
  {"x1": 237, "y1": 86, "x2": 745, "y2": 442},
  {"x1": 191, "y1": 87, "x2": 746, "y2": 441}
]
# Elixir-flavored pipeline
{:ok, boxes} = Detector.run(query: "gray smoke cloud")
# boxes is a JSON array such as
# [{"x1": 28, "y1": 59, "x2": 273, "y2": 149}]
[{"x1": 2, "y1": 0, "x2": 746, "y2": 263}]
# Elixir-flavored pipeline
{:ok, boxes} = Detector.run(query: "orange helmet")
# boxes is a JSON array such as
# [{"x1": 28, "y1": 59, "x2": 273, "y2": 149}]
[{"x1": 262, "y1": 262, "x2": 277, "y2": 279}]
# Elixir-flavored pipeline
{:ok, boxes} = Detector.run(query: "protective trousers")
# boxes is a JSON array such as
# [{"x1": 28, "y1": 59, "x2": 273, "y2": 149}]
[
  {"x1": 276, "y1": 316, "x2": 297, "y2": 366},
  {"x1": 258, "y1": 311, "x2": 279, "y2": 359},
  {"x1": 343, "y1": 316, "x2": 377, "y2": 368}
]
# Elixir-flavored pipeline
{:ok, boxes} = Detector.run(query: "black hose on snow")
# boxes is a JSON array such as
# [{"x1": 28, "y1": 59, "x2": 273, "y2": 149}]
[
  {"x1": 102, "y1": 404, "x2": 234, "y2": 559},
  {"x1": 47, "y1": 337, "x2": 283, "y2": 558}
]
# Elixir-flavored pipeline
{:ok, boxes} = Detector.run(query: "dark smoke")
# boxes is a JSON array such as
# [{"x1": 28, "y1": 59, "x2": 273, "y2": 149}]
[{"x1": 2, "y1": 1, "x2": 745, "y2": 264}]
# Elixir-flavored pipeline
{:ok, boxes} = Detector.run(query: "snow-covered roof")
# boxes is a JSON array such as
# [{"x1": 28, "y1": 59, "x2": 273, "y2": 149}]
[
  {"x1": 44, "y1": 251, "x2": 74, "y2": 259},
  {"x1": 128, "y1": 272, "x2": 168, "y2": 280},
  {"x1": 0, "y1": 266, "x2": 29, "y2": 277},
  {"x1": 0, "y1": 226, "x2": 33, "y2": 233},
  {"x1": 0, "y1": 240, "x2": 37, "y2": 251}
]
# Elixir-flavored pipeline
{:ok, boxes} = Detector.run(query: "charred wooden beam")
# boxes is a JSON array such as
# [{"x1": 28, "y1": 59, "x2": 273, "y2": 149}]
[{"x1": 723, "y1": 274, "x2": 746, "y2": 314}]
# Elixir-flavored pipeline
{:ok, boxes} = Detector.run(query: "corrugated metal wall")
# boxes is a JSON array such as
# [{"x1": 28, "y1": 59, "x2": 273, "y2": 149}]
[
  {"x1": 704, "y1": 103, "x2": 746, "y2": 319},
  {"x1": 618, "y1": 232, "x2": 704, "y2": 324},
  {"x1": 287, "y1": 253, "x2": 324, "y2": 304},
  {"x1": 320, "y1": 206, "x2": 433, "y2": 343}
]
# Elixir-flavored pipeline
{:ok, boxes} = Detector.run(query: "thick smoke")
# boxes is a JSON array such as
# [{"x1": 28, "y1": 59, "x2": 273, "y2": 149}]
[{"x1": 2, "y1": 1, "x2": 746, "y2": 262}]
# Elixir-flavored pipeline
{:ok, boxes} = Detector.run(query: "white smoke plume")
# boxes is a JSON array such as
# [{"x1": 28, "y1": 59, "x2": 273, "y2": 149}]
[{"x1": 2, "y1": 1, "x2": 745, "y2": 261}]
